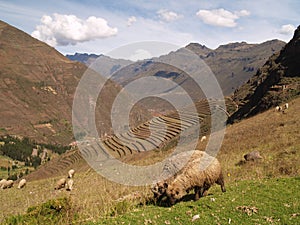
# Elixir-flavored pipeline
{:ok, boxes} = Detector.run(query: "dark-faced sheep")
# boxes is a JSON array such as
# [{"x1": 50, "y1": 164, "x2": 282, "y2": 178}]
[
  {"x1": 54, "y1": 178, "x2": 66, "y2": 190},
  {"x1": 17, "y1": 178, "x2": 26, "y2": 189},
  {"x1": 152, "y1": 150, "x2": 202, "y2": 202},
  {"x1": 152, "y1": 150, "x2": 226, "y2": 205},
  {"x1": 1, "y1": 180, "x2": 14, "y2": 189},
  {"x1": 164, "y1": 151, "x2": 226, "y2": 205}
]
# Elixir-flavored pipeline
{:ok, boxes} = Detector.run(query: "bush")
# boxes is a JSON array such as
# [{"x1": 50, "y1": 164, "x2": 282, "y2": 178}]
[{"x1": 5, "y1": 197, "x2": 74, "y2": 224}]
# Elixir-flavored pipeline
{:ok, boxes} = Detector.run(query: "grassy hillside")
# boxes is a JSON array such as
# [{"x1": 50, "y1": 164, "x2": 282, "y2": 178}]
[{"x1": 1, "y1": 97, "x2": 299, "y2": 224}]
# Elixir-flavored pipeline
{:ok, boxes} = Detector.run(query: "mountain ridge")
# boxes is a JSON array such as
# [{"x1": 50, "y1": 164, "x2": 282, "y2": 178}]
[{"x1": 229, "y1": 25, "x2": 300, "y2": 122}]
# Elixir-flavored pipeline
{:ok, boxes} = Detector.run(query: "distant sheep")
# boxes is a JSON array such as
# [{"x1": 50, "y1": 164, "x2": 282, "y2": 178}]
[
  {"x1": 66, "y1": 179, "x2": 74, "y2": 191},
  {"x1": 1, "y1": 180, "x2": 14, "y2": 189},
  {"x1": 165, "y1": 151, "x2": 226, "y2": 205},
  {"x1": 275, "y1": 106, "x2": 282, "y2": 112},
  {"x1": 68, "y1": 169, "x2": 75, "y2": 178},
  {"x1": 54, "y1": 178, "x2": 66, "y2": 190},
  {"x1": 244, "y1": 151, "x2": 263, "y2": 161},
  {"x1": 200, "y1": 136, "x2": 207, "y2": 142},
  {"x1": 17, "y1": 178, "x2": 26, "y2": 189},
  {"x1": 284, "y1": 103, "x2": 289, "y2": 110},
  {"x1": 0, "y1": 179, "x2": 7, "y2": 188}
]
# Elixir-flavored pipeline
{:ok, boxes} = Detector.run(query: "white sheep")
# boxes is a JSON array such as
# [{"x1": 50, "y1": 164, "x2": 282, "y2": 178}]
[
  {"x1": 0, "y1": 179, "x2": 7, "y2": 188},
  {"x1": 54, "y1": 178, "x2": 66, "y2": 190},
  {"x1": 284, "y1": 103, "x2": 289, "y2": 110},
  {"x1": 1, "y1": 180, "x2": 14, "y2": 189},
  {"x1": 68, "y1": 169, "x2": 75, "y2": 178},
  {"x1": 66, "y1": 179, "x2": 74, "y2": 191},
  {"x1": 200, "y1": 136, "x2": 207, "y2": 142},
  {"x1": 18, "y1": 178, "x2": 26, "y2": 189}
]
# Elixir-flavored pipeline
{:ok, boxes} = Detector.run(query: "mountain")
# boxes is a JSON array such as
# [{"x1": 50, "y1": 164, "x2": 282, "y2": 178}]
[
  {"x1": 187, "y1": 40, "x2": 286, "y2": 95},
  {"x1": 66, "y1": 53, "x2": 132, "y2": 77},
  {"x1": 66, "y1": 53, "x2": 100, "y2": 66},
  {"x1": 67, "y1": 40, "x2": 285, "y2": 98},
  {"x1": 0, "y1": 21, "x2": 149, "y2": 144},
  {"x1": 229, "y1": 25, "x2": 300, "y2": 122}
]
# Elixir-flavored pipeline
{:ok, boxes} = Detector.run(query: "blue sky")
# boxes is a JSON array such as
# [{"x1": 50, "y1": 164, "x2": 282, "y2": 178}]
[{"x1": 0, "y1": 0, "x2": 299, "y2": 56}]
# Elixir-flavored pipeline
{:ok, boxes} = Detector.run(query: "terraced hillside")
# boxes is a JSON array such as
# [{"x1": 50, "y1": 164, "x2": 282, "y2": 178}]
[
  {"x1": 80, "y1": 98, "x2": 225, "y2": 161},
  {"x1": 23, "y1": 98, "x2": 225, "y2": 180}
]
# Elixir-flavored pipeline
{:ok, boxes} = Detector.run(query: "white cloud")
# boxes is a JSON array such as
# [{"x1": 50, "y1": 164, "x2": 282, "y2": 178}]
[
  {"x1": 31, "y1": 13, "x2": 118, "y2": 46},
  {"x1": 157, "y1": 9, "x2": 183, "y2": 22},
  {"x1": 196, "y1": 8, "x2": 250, "y2": 28},
  {"x1": 279, "y1": 24, "x2": 296, "y2": 35},
  {"x1": 127, "y1": 16, "x2": 137, "y2": 27}
]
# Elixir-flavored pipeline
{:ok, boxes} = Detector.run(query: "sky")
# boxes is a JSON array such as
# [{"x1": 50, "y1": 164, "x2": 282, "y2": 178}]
[{"x1": 0, "y1": 0, "x2": 299, "y2": 58}]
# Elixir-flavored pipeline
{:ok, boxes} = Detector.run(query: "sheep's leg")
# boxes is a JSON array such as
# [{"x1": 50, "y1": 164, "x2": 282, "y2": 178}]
[
  {"x1": 216, "y1": 172, "x2": 226, "y2": 192},
  {"x1": 194, "y1": 186, "x2": 201, "y2": 201},
  {"x1": 200, "y1": 183, "x2": 210, "y2": 197}
]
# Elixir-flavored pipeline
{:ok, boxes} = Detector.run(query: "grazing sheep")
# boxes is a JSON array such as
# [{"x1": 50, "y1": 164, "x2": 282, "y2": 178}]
[
  {"x1": 1, "y1": 180, "x2": 14, "y2": 189},
  {"x1": 68, "y1": 169, "x2": 75, "y2": 178},
  {"x1": 17, "y1": 178, "x2": 26, "y2": 189},
  {"x1": 54, "y1": 178, "x2": 66, "y2": 190},
  {"x1": 0, "y1": 179, "x2": 7, "y2": 188},
  {"x1": 284, "y1": 103, "x2": 289, "y2": 110},
  {"x1": 200, "y1": 136, "x2": 207, "y2": 142},
  {"x1": 66, "y1": 179, "x2": 74, "y2": 191},
  {"x1": 164, "y1": 151, "x2": 226, "y2": 205},
  {"x1": 152, "y1": 150, "x2": 204, "y2": 202},
  {"x1": 244, "y1": 151, "x2": 263, "y2": 161}
]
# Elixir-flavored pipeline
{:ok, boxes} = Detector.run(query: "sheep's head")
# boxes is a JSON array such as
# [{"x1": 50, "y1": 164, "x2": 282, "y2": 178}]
[
  {"x1": 151, "y1": 181, "x2": 168, "y2": 199},
  {"x1": 166, "y1": 184, "x2": 183, "y2": 205}
]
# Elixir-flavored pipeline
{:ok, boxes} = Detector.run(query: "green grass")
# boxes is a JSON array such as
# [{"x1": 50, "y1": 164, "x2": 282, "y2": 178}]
[
  {"x1": 4, "y1": 177, "x2": 299, "y2": 224},
  {"x1": 93, "y1": 177, "x2": 300, "y2": 225}
]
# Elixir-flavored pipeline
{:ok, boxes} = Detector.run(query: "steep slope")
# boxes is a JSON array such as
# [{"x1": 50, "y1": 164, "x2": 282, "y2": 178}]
[
  {"x1": 201, "y1": 40, "x2": 285, "y2": 95},
  {"x1": 229, "y1": 25, "x2": 300, "y2": 122},
  {"x1": 0, "y1": 20, "x2": 149, "y2": 144},
  {"x1": 0, "y1": 20, "x2": 88, "y2": 144}
]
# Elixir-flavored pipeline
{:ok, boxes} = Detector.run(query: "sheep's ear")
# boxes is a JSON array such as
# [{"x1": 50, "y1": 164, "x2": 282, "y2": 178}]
[{"x1": 163, "y1": 182, "x2": 168, "y2": 188}]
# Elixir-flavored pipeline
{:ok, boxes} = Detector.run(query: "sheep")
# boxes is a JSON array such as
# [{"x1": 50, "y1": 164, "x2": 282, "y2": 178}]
[
  {"x1": 54, "y1": 178, "x2": 66, "y2": 190},
  {"x1": 275, "y1": 106, "x2": 283, "y2": 112},
  {"x1": 152, "y1": 150, "x2": 203, "y2": 202},
  {"x1": 284, "y1": 103, "x2": 289, "y2": 110},
  {"x1": 0, "y1": 179, "x2": 7, "y2": 188},
  {"x1": 68, "y1": 169, "x2": 75, "y2": 178},
  {"x1": 66, "y1": 179, "x2": 74, "y2": 191},
  {"x1": 1, "y1": 180, "x2": 14, "y2": 189},
  {"x1": 17, "y1": 178, "x2": 26, "y2": 189},
  {"x1": 200, "y1": 136, "x2": 207, "y2": 142},
  {"x1": 164, "y1": 151, "x2": 226, "y2": 205},
  {"x1": 152, "y1": 150, "x2": 226, "y2": 205}
]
